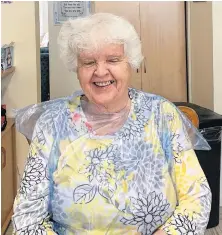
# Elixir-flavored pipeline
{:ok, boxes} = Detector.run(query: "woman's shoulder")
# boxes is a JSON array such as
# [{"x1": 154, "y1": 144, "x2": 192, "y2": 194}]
[
  {"x1": 130, "y1": 88, "x2": 177, "y2": 112},
  {"x1": 14, "y1": 90, "x2": 83, "y2": 140},
  {"x1": 40, "y1": 90, "x2": 83, "y2": 117}
]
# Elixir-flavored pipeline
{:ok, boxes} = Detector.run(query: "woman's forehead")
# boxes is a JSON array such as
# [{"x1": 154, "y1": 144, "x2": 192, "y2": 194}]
[{"x1": 78, "y1": 44, "x2": 124, "y2": 59}]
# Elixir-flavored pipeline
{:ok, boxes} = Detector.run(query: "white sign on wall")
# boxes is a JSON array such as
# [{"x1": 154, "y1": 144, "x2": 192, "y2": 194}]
[{"x1": 53, "y1": 1, "x2": 91, "y2": 25}]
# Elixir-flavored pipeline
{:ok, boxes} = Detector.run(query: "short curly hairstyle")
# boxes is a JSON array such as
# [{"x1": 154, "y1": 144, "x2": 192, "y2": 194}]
[{"x1": 57, "y1": 13, "x2": 144, "y2": 72}]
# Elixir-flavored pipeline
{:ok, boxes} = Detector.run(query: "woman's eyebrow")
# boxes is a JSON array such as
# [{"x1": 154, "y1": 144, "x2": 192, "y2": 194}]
[
  {"x1": 78, "y1": 56, "x2": 95, "y2": 61},
  {"x1": 106, "y1": 54, "x2": 124, "y2": 58}
]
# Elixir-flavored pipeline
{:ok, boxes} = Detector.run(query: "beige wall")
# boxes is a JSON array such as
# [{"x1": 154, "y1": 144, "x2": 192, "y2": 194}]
[
  {"x1": 48, "y1": 2, "x2": 81, "y2": 99},
  {"x1": 212, "y1": 2, "x2": 222, "y2": 115},
  {"x1": 188, "y1": 1, "x2": 222, "y2": 115},
  {"x1": 1, "y1": 1, "x2": 41, "y2": 186},
  {"x1": 188, "y1": 2, "x2": 214, "y2": 110}
]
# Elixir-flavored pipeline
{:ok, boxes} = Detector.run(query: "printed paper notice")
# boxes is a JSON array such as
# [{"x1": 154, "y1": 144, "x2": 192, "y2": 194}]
[{"x1": 54, "y1": 1, "x2": 91, "y2": 25}]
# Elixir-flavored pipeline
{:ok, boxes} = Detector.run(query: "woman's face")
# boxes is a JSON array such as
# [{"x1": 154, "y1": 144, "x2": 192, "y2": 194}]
[{"x1": 77, "y1": 44, "x2": 132, "y2": 110}]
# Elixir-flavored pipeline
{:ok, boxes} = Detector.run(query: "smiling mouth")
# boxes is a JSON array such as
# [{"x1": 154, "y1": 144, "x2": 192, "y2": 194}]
[{"x1": 93, "y1": 80, "x2": 115, "y2": 87}]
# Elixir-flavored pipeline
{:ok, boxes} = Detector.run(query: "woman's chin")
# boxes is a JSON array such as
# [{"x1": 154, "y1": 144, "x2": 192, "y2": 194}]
[
  {"x1": 86, "y1": 83, "x2": 124, "y2": 109},
  {"x1": 92, "y1": 94, "x2": 115, "y2": 108},
  {"x1": 91, "y1": 84, "x2": 117, "y2": 100}
]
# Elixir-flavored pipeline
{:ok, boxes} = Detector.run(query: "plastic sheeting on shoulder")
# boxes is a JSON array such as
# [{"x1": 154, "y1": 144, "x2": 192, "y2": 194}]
[{"x1": 13, "y1": 88, "x2": 211, "y2": 151}]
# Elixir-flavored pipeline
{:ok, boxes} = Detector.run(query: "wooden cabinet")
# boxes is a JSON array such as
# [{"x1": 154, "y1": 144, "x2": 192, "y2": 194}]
[
  {"x1": 140, "y1": 2, "x2": 187, "y2": 101},
  {"x1": 1, "y1": 119, "x2": 16, "y2": 234},
  {"x1": 93, "y1": 1, "x2": 187, "y2": 102}
]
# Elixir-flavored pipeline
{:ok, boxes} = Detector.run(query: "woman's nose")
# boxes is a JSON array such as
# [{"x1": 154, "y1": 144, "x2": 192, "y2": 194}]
[{"x1": 94, "y1": 62, "x2": 109, "y2": 77}]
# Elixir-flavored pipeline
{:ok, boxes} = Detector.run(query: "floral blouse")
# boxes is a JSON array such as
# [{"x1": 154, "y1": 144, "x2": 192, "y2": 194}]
[{"x1": 12, "y1": 88, "x2": 212, "y2": 235}]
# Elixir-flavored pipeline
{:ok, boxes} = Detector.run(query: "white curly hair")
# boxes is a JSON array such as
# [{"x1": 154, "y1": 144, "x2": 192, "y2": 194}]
[{"x1": 57, "y1": 13, "x2": 144, "y2": 72}]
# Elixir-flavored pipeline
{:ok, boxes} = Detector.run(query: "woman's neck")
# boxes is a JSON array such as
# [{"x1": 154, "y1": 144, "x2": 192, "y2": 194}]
[
  {"x1": 82, "y1": 94, "x2": 131, "y2": 114},
  {"x1": 81, "y1": 94, "x2": 131, "y2": 135}
]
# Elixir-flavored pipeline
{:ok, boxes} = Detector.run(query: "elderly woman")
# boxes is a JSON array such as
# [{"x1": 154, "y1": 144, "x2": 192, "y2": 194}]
[{"x1": 12, "y1": 13, "x2": 211, "y2": 235}]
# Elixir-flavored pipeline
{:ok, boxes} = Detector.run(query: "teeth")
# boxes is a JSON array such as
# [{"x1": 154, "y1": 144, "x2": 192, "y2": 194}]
[{"x1": 94, "y1": 81, "x2": 113, "y2": 87}]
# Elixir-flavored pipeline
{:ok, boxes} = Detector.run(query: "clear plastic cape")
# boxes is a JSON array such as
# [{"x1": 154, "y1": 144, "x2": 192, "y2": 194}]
[{"x1": 13, "y1": 89, "x2": 211, "y2": 151}]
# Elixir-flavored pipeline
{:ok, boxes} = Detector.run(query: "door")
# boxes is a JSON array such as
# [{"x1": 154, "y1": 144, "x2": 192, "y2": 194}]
[
  {"x1": 93, "y1": 1, "x2": 142, "y2": 90},
  {"x1": 140, "y1": 2, "x2": 187, "y2": 101}
]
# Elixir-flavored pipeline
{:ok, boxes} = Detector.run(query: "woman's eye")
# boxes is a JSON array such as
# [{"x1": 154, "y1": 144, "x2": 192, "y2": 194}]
[
  {"x1": 83, "y1": 61, "x2": 96, "y2": 66},
  {"x1": 107, "y1": 58, "x2": 120, "y2": 63}
]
